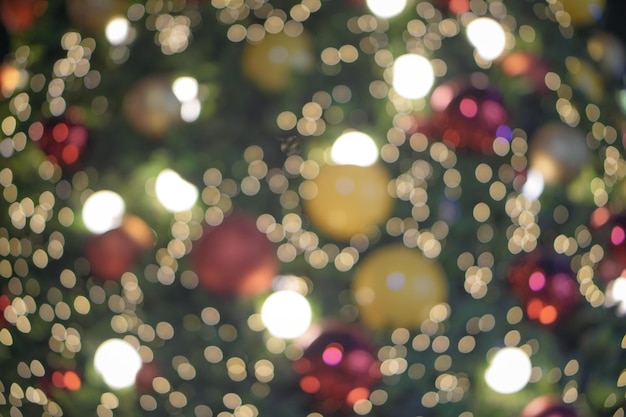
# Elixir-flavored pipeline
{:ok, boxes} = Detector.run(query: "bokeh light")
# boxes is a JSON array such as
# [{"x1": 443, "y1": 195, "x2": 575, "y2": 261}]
[
  {"x1": 392, "y1": 54, "x2": 435, "y2": 99},
  {"x1": 105, "y1": 17, "x2": 132, "y2": 46},
  {"x1": 484, "y1": 347, "x2": 532, "y2": 394},
  {"x1": 330, "y1": 131, "x2": 378, "y2": 166},
  {"x1": 605, "y1": 277, "x2": 626, "y2": 315},
  {"x1": 155, "y1": 169, "x2": 199, "y2": 213},
  {"x1": 365, "y1": 0, "x2": 407, "y2": 18},
  {"x1": 82, "y1": 190, "x2": 125, "y2": 234},
  {"x1": 172, "y1": 76, "x2": 199, "y2": 103},
  {"x1": 466, "y1": 18, "x2": 506, "y2": 60},
  {"x1": 94, "y1": 339, "x2": 142, "y2": 389},
  {"x1": 261, "y1": 290, "x2": 312, "y2": 339},
  {"x1": 522, "y1": 168, "x2": 545, "y2": 201}
]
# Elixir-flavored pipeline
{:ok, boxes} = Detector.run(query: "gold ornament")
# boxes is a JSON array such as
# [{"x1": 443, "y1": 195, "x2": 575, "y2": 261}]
[{"x1": 561, "y1": 0, "x2": 605, "y2": 27}]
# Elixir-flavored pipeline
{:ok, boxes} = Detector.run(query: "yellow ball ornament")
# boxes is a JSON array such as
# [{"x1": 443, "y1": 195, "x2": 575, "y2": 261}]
[
  {"x1": 241, "y1": 31, "x2": 314, "y2": 92},
  {"x1": 303, "y1": 163, "x2": 393, "y2": 241},
  {"x1": 561, "y1": 0, "x2": 605, "y2": 27},
  {"x1": 352, "y1": 245, "x2": 448, "y2": 330}
]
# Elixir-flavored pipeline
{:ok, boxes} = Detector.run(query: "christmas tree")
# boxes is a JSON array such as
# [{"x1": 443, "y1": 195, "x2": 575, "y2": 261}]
[{"x1": 1, "y1": 0, "x2": 626, "y2": 416}]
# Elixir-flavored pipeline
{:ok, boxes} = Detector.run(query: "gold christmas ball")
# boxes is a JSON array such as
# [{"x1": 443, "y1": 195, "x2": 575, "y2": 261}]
[
  {"x1": 303, "y1": 163, "x2": 393, "y2": 241},
  {"x1": 352, "y1": 244, "x2": 448, "y2": 330},
  {"x1": 241, "y1": 31, "x2": 314, "y2": 92},
  {"x1": 561, "y1": 0, "x2": 605, "y2": 27},
  {"x1": 123, "y1": 76, "x2": 181, "y2": 138},
  {"x1": 529, "y1": 122, "x2": 590, "y2": 185}
]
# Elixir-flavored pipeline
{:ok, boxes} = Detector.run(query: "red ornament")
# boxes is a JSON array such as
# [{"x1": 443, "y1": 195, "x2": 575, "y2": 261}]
[
  {"x1": 293, "y1": 322, "x2": 381, "y2": 413},
  {"x1": 590, "y1": 207, "x2": 626, "y2": 283},
  {"x1": 520, "y1": 395, "x2": 579, "y2": 417},
  {"x1": 190, "y1": 213, "x2": 277, "y2": 296},
  {"x1": 30, "y1": 117, "x2": 88, "y2": 170},
  {"x1": 0, "y1": 0, "x2": 47, "y2": 33},
  {"x1": 508, "y1": 249, "x2": 580, "y2": 326},
  {"x1": 85, "y1": 227, "x2": 141, "y2": 281},
  {"x1": 417, "y1": 75, "x2": 509, "y2": 154}
]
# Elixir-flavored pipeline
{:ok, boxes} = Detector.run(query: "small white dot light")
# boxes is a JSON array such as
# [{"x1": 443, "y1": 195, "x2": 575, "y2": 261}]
[
  {"x1": 82, "y1": 190, "x2": 125, "y2": 234},
  {"x1": 484, "y1": 347, "x2": 532, "y2": 394},
  {"x1": 105, "y1": 17, "x2": 131, "y2": 46},
  {"x1": 261, "y1": 290, "x2": 312, "y2": 339},
  {"x1": 366, "y1": 0, "x2": 407, "y2": 18},
  {"x1": 330, "y1": 131, "x2": 379, "y2": 167},
  {"x1": 466, "y1": 17, "x2": 506, "y2": 61},
  {"x1": 393, "y1": 54, "x2": 435, "y2": 100},
  {"x1": 94, "y1": 339, "x2": 142, "y2": 389},
  {"x1": 155, "y1": 169, "x2": 199, "y2": 213},
  {"x1": 172, "y1": 76, "x2": 199, "y2": 103}
]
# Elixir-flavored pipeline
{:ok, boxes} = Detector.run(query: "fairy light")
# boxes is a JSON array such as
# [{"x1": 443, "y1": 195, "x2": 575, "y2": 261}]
[
  {"x1": 484, "y1": 347, "x2": 532, "y2": 394},
  {"x1": 330, "y1": 131, "x2": 379, "y2": 167},
  {"x1": 466, "y1": 18, "x2": 506, "y2": 61},
  {"x1": 94, "y1": 339, "x2": 142, "y2": 389},
  {"x1": 82, "y1": 190, "x2": 125, "y2": 234},
  {"x1": 155, "y1": 169, "x2": 199, "y2": 213},
  {"x1": 261, "y1": 290, "x2": 312, "y2": 339},
  {"x1": 392, "y1": 54, "x2": 435, "y2": 99},
  {"x1": 105, "y1": 17, "x2": 132, "y2": 45}
]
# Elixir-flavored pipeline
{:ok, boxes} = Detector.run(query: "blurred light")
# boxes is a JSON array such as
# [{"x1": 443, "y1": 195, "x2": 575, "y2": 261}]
[
  {"x1": 155, "y1": 169, "x2": 199, "y2": 213},
  {"x1": 172, "y1": 76, "x2": 199, "y2": 103},
  {"x1": 484, "y1": 347, "x2": 532, "y2": 394},
  {"x1": 330, "y1": 131, "x2": 378, "y2": 167},
  {"x1": 82, "y1": 190, "x2": 125, "y2": 234},
  {"x1": 105, "y1": 17, "x2": 131, "y2": 46},
  {"x1": 466, "y1": 18, "x2": 506, "y2": 60},
  {"x1": 322, "y1": 345, "x2": 343, "y2": 365},
  {"x1": 605, "y1": 277, "x2": 626, "y2": 315},
  {"x1": 261, "y1": 290, "x2": 312, "y2": 339},
  {"x1": 366, "y1": 0, "x2": 407, "y2": 18},
  {"x1": 392, "y1": 54, "x2": 435, "y2": 99},
  {"x1": 94, "y1": 339, "x2": 142, "y2": 389},
  {"x1": 181, "y1": 99, "x2": 201, "y2": 122},
  {"x1": 522, "y1": 168, "x2": 544, "y2": 201}
]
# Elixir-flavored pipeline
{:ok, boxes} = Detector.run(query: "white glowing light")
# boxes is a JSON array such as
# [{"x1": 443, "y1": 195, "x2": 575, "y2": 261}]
[
  {"x1": 466, "y1": 18, "x2": 506, "y2": 61},
  {"x1": 366, "y1": 0, "x2": 407, "y2": 18},
  {"x1": 606, "y1": 277, "x2": 626, "y2": 315},
  {"x1": 484, "y1": 347, "x2": 532, "y2": 394},
  {"x1": 105, "y1": 17, "x2": 131, "y2": 46},
  {"x1": 94, "y1": 339, "x2": 142, "y2": 389},
  {"x1": 261, "y1": 290, "x2": 312, "y2": 339},
  {"x1": 172, "y1": 76, "x2": 199, "y2": 103},
  {"x1": 330, "y1": 131, "x2": 378, "y2": 167},
  {"x1": 181, "y1": 98, "x2": 202, "y2": 122},
  {"x1": 393, "y1": 54, "x2": 435, "y2": 99},
  {"x1": 522, "y1": 168, "x2": 545, "y2": 201},
  {"x1": 155, "y1": 169, "x2": 199, "y2": 213},
  {"x1": 82, "y1": 190, "x2": 125, "y2": 234}
]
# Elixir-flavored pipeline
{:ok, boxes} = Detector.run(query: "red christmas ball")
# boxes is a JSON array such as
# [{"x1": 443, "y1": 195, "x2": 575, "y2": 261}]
[
  {"x1": 0, "y1": 0, "x2": 47, "y2": 33},
  {"x1": 293, "y1": 323, "x2": 381, "y2": 413},
  {"x1": 85, "y1": 227, "x2": 140, "y2": 281},
  {"x1": 508, "y1": 250, "x2": 580, "y2": 326},
  {"x1": 520, "y1": 395, "x2": 579, "y2": 417},
  {"x1": 190, "y1": 213, "x2": 277, "y2": 296},
  {"x1": 418, "y1": 75, "x2": 509, "y2": 154},
  {"x1": 32, "y1": 117, "x2": 88, "y2": 169}
]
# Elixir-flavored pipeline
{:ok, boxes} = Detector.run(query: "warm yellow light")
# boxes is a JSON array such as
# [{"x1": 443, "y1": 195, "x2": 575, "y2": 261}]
[
  {"x1": 392, "y1": 54, "x2": 435, "y2": 99},
  {"x1": 94, "y1": 339, "x2": 142, "y2": 389},
  {"x1": 366, "y1": 0, "x2": 407, "y2": 18},
  {"x1": 484, "y1": 347, "x2": 532, "y2": 394},
  {"x1": 261, "y1": 290, "x2": 312, "y2": 339},
  {"x1": 155, "y1": 169, "x2": 199, "y2": 213},
  {"x1": 330, "y1": 131, "x2": 378, "y2": 167},
  {"x1": 466, "y1": 18, "x2": 506, "y2": 60},
  {"x1": 105, "y1": 17, "x2": 131, "y2": 46},
  {"x1": 82, "y1": 190, "x2": 125, "y2": 234}
]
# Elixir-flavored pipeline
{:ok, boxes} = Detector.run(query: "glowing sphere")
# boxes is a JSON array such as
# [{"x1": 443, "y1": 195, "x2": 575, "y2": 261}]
[
  {"x1": 366, "y1": 0, "x2": 407, "y2": 18},
  {"x1": 466, "y1": 18, "x2": 506, "y2": 60},
  {"x1": 606, "y1": 277, "x2": 626, "y2": 315},
  {"x1": 484, "y1": 347, "x2": 532, "y2": 394},
  {"x1": 392, "y1": 54, "x2": 435, "y2": 99},
  {"x1": 94, "y1": 339, "x2": 142, "y2": 389},
  {"x1": 330, "y1": 131, "x2": 378, "y2": 167},
  {"x1": 261, "y1": 290, "x2": 312, "y2": 339},
  {"x1": 105, "y1": 17, "x2": 131, "y2": 45},
  {"x1": 352, "y1": 245, "x2": 447, "y2": 329},
  {"x1": 82, "y1": 190, "x2": 125, "y2": 234},
  {"x1": 522, "y1": 168, "x2": 545, "y2": 201},
  {"x1": 155, "y1": 169, "x2": 199, "y2": 213},
  {"x1": 172, "y1": 76, "x2": 199, "y2": 103}
]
